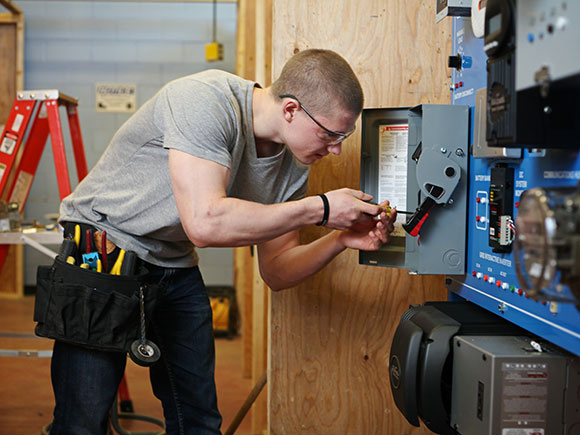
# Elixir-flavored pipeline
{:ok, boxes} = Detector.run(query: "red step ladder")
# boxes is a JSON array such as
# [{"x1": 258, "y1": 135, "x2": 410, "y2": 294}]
[
  {"x1": 0, "y1": 89, "x2": 88, "y2": 271},
  {"x1": 0, "y1": 90, "x2": 138, "y2": 418}
]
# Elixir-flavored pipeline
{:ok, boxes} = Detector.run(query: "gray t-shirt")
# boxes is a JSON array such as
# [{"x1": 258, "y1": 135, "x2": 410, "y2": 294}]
[{"x1": 59, "y1": 70, "x2": 310, "y2": 267}]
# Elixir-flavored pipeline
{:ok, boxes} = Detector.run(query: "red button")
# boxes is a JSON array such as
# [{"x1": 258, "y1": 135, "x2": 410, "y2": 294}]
[
  {"x1": 515, "y1": 201, "x2": 520, "y2": 208},
  {"x1": 476, "y1": 216, "x2": 480, "y2": 222},
  {"x1": 459, "y1": 81, "x2": 464, "y2": 87},
  {"x1": 472, "y1": 271, "x2": 477, "y2": 277},
  {"x1": 483, "y1": 275, "x2": 488, "y2": 281},
  {"x1": 454, "y1": 83, "x2": 459, "y2": 89},
  {"x1": 496, "y1": 281, "x2": 501, "y2": 287},
  {"x1": 476, "y1": 197, "x2": 481, "y2": 203},
  {"x1": 518, "y1": 289, "x2": 523, "y2": 295}
]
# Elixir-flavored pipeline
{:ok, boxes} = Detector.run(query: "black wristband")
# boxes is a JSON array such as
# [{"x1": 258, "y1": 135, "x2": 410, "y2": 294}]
[{"x1": 316, "y1": 193, "x2": 329, "y2": 226}]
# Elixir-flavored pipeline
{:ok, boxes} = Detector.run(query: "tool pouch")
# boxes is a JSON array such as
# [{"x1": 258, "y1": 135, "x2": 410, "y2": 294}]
[{"x1": 33, "y1": 256, "x2": 160, "y2": 353}]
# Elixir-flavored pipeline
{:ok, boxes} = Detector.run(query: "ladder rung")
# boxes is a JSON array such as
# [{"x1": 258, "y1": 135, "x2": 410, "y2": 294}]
[{"x1": 17, "y1": 89, "x2": 78, "y2": 105}]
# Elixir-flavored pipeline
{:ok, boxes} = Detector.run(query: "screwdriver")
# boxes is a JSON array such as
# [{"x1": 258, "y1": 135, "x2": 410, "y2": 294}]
[
  {"x1": 382, "y1": 205, "x2": 413, "y2": 215},
  {"x1": 59, "y1": 238, "x2": 77, "y2": 260},
  {"x1": 101, "y1": 231, "x2": 108, "y2": 273},
  {"x1": 368, "y1": 202, "x2": 413, "y2": 215}
]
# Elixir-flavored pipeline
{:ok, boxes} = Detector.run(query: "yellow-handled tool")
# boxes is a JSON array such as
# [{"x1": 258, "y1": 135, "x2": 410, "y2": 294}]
[
  {"x1": 110, "y1": 249, "x2": 125, "y2": 275},
  {"x1": 74, "y1": 224, "x2": 81, "y2": 247}
]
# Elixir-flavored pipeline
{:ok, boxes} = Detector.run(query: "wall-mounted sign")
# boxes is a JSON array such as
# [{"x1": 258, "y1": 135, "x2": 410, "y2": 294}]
[{"x1": 95, "y1": 83, "x2": 137, "y2": 113}]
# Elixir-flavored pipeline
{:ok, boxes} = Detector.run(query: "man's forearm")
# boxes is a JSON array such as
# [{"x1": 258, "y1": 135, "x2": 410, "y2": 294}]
[
  {"x1": 183, "y1": 196, "x2": 324, "y2": 248},
  {"x1": 258, "y1": 231, "x2": 346, "y2": 291}
]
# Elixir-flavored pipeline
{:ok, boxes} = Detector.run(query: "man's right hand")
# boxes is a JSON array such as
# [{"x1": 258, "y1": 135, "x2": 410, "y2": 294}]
[{"x1": 322, "y1": 188, "x2": 382, "y2": 230}]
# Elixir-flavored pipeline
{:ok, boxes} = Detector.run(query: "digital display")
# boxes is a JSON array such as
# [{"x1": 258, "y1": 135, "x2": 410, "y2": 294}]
[{"x1": 488, "y1": 13, "x2": 502, "y2": 34}]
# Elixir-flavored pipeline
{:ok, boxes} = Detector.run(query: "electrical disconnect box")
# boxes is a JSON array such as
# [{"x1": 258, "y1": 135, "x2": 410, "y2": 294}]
[{"x1": 360, "y1": 104, "x2": 469, "y2": 275}]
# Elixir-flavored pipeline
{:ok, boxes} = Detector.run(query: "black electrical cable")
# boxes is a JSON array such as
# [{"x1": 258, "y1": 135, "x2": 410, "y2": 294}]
[{"x1": 212, "y1": 0, "x2": 217, "y2": 42}]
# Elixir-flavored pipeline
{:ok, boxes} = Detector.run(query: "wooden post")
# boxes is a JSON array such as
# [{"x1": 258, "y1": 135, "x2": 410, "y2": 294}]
[
  {"x1": 235, "y1": 0, "x2": 258, "y2": 381},
  {"x1": 235, "y1": 1, "x2": 273, "y2": 432},
  {"x1": 251, "y1": 2, "x2": 272, "y2": 433},
  {"x1": 236, "y1": 0, "x2": 256, "y2": 81},
  {"x1": 234, "y1": 246, "x2": 254, "y2": 379},
  {"x1": 269, "y1": 1, "x2": 452, "y2": 433},
  {"x1": 251, "y1": 253, "x2": 268, "y2": 434}
]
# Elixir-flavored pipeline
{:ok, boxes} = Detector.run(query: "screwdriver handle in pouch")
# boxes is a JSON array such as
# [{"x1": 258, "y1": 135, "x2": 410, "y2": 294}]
[
  {"x1": 121, "y1": 251, "x2": 137, "y2": 276},
  {"x1": 58, "y1": 238, "x2": 77, "y2": 261}
]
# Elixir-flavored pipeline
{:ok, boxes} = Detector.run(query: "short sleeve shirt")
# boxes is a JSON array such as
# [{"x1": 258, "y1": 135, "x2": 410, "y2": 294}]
[{"x1": 59, "y1": 70, "x2": 310, "y2": 267}]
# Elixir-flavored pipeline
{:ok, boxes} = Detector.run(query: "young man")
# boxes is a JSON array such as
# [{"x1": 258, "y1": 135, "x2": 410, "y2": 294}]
[{"x1": 51, "y1": 49, "x2": 396, "y2": 434}]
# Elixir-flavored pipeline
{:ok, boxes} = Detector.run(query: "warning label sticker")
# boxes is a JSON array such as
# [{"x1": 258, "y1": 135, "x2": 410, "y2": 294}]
[
  {"x1": 378, "y1": 124, "x2": 408, "y2": 236},
  {"x1": 1, "y1": 132, "x2": 18, "y2": 155},
  {"x1": 11, "y1": 113, "x2": 24, "y2": 133},
  {"x1": 501, "y1": 362, "x2": 548, "y2": 433},
  {"x1": 502, "y1": 429, "x2": 544, "y2": 435}
]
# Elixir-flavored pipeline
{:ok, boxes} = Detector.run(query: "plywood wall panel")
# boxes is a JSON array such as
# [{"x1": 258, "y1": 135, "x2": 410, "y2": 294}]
[{"x1": 270, "y1": 1, "x2": 452, "y2": 433}]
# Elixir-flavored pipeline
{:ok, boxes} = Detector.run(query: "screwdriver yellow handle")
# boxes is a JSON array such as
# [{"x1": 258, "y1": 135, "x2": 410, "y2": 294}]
[
  {"x1": 74, "y1": 224, "x2": 81, "y2": 247},
  {"x1": 110, "y1": 249, "x2": 125, "y2": 275}
]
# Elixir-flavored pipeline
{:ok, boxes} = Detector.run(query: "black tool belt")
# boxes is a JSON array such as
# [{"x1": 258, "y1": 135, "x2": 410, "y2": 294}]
[{"x1": 34, "y1": 224, "x2": 160, "y2": 354}]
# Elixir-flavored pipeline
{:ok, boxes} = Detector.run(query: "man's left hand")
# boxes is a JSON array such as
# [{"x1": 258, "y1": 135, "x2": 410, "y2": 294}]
[{"x1": 338, "y1": 200, "x2": 397, "y2": 250}]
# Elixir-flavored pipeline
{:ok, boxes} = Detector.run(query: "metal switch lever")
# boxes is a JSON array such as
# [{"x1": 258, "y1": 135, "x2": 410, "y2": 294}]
[{"x1": 402, "y1": 197, "x2": 437, "y2": 237}]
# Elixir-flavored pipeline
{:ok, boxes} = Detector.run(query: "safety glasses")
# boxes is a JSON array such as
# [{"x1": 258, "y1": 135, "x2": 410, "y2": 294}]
[{"x1": 279, "y1": 94, "x2": 355, "y2": 145}]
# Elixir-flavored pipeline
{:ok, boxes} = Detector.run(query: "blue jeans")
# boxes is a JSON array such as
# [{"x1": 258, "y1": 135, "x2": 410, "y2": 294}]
[{"x1": 50, "y1": 266, "x2": 222, "y2": 435}]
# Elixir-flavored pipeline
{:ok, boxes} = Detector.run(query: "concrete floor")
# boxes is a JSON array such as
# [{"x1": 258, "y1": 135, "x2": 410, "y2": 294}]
[{"x1": 0, "y1": 296, "x2": 253, "y2": 434}]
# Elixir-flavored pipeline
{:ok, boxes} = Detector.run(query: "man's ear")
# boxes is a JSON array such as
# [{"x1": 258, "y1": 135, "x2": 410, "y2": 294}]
[{"x1": 281, "y1": 99, "x2": 299, "y2": 123}]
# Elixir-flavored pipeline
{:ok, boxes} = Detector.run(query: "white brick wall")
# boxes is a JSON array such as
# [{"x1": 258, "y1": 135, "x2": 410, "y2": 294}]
[{"x1": 19, "y1": 0, "x2": 237, "y2": 287}]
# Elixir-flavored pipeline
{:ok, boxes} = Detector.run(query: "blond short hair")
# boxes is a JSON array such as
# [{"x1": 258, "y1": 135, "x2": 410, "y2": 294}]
[{"x1": 271, "y1": 49, "x2": 364, "y2": 117}]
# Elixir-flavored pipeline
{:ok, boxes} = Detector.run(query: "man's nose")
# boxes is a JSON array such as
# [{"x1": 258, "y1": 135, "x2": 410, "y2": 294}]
[{"x1": 327, "y1": 143, "x2": 342, "y2": 155}]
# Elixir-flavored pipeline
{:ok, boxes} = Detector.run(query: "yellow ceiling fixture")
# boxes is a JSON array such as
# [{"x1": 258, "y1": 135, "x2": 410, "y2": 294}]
[{"x1": 205, "y1": 0, "x2": 223, "y2": 62}]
